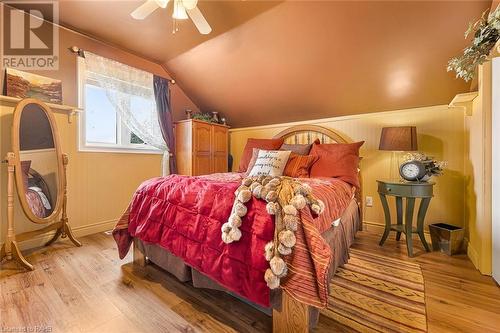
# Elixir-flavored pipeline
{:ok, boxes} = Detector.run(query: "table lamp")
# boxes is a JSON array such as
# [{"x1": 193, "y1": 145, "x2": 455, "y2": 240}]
[{"x1": 379, "y1": 126, "x2": 418, "y2": 180}]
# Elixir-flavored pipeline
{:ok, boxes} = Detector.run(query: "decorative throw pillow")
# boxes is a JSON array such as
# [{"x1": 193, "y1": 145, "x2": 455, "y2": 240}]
[
  {"x1": 248, "y1": 150, "x2": 291, "y2": 177},
  {"x1": 238, "y1": 138, "x2": 284, "y2": 172},
  {"x1": 283, "y1": 153, "x2": 319, "y2": 178},
  {"x1": 309, "y1": 141, "x2": 364, "y2": 187},
  {"x1": 279, "y1": 138, "x2": 320, "y2": 155},
  {"x1": 246, "y1": 148, "x2": 318, "y2": 177}
]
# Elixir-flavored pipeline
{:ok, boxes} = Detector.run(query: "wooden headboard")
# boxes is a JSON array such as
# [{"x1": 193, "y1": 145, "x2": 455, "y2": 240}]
[
  {"x1": 273, "y1": 125, "x2": 363, "y2": 220},
  {"x1": 272, "y1": 124, "x2": 349, "y2": 144}
]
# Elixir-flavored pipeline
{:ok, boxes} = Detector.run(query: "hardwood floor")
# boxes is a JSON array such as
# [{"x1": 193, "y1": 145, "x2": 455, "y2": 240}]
[{"x1": 1, "y1": 230, "x2": 499, "y2": 333}]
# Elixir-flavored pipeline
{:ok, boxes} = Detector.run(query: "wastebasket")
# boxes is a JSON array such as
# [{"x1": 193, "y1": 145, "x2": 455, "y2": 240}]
[{"x1": 428, "y1": 223, "x2": 464, "y2": 255}]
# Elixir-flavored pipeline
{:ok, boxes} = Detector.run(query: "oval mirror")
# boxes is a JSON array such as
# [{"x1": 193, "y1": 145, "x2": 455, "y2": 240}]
[{"x1": 12, "y1": 99, "x2": 63, "y2": 224}]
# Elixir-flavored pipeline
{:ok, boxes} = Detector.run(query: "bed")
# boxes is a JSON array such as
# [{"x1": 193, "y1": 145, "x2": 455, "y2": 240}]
[{"x1": 113, "y1": 125, "x2": 363, "y2": 332}]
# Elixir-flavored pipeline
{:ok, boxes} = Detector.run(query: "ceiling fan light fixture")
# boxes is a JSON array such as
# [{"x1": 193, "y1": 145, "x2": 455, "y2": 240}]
[
  {"x1": 172, "y1": 0, "x2": 189, "y2": 20},
  {"x1": 182, "y1": 0, "x2": 198, "y2": 10},
  {"x1": 155, "y1": 0, "x2": 169, "y2": 8}
]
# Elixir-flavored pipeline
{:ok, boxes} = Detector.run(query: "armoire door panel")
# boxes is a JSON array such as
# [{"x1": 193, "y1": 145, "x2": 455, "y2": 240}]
[
  {"x1": 213, "y1": 153, "x2": 228, "y2": 173},
  {"x1": 194, "y1": 153, "x2": 212, "y2": 175},
  {"x1": 194, "y1": 122, "x2": 212, "y2": 154},
  {"x1": 212, "y1": 126, "x2": 228, "y2": 154}
]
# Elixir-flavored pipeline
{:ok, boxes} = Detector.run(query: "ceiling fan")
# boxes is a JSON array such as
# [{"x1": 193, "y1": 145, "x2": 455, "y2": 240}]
[{"x1": 131, "y1": 0, "x2": 212, "y2": 35}]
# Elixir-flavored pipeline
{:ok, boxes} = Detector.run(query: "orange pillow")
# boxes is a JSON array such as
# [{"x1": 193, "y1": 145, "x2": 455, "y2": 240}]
[
  {"x1": 245, "y1": 148, "x2": 261, "y2": 175},
  {"x1": 238, "y1": 138, "x2": 284, "y2": 172},
  {"x1": 309, "y1": 141, "x2": 364, "y2": 187},
  {"x1": 283, "y1": 153, "x2": 319, "y2": 178}
]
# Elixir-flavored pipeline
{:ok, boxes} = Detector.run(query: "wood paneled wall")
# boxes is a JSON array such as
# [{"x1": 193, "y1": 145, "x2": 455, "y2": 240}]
[{"x1": 229, "y1": 105, "x2": 466, "y2": 234}]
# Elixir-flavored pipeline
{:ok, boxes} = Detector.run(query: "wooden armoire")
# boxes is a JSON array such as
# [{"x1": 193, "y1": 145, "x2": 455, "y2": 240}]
[{"x1": 174, "y1": 119, "x2": 229, "y2": 176}]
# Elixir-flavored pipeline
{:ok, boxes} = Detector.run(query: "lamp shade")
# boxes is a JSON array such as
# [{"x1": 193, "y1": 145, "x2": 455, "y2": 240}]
[{"x1": 379, "y1": 126, "x2": 418, "y2": 151}]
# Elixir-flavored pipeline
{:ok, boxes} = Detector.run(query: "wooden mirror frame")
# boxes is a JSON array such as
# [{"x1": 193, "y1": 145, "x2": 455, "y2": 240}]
[
  {"x1": 2, "y1": 98, "x2": 80, "y2": 271},
  {"x1": 12, "y1": 98, "x2": 64, "y2": 224}
]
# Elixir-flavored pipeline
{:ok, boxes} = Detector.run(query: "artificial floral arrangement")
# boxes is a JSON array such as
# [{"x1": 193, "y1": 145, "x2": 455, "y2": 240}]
[
  {"x1": 221, "y1": 175, "x2": 325, "y2": 289},
  {"x1": 191, "y1": 111, "x2": 219, "y2": 123},
  {"x1": 403, "y1": 152, "x2": 448, "y2": 179},
  {"x1": 447, "y1": 5, "x2": 500, "y2": 82}
]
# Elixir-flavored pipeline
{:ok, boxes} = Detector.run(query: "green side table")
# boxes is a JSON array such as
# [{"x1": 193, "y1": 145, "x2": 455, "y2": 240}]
[{"x1": 377, "y1": 179, "x2": 433, "y2": 257}]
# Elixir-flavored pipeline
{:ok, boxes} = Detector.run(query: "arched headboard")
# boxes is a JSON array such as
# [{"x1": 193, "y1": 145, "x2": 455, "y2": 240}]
[
  {"x1": 273, "y1": 124, "x2": 348, "y2": 144},
  {"x1": 273, "y1": 125, "x2": 363, "y2": 222}
]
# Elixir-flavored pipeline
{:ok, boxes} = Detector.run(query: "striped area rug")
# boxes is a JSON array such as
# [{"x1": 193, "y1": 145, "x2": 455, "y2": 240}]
[{"x1": 321, "y1": 248, "x2": 427, "y2": 333}]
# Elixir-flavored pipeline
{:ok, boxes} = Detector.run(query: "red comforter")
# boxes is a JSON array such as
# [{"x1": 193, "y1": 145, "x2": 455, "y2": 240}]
[{"x1": 113, "y1": 173, "x2": 354, "y2": 308}]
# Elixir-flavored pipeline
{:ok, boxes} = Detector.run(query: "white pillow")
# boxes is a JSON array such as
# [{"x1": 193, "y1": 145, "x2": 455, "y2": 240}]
[{"x1": 248, "y1": 150, "x2": 291, "y2": 177}]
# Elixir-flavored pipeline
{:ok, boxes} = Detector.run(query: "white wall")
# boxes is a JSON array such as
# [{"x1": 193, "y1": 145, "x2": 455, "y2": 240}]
[{"x1": 492, "y1": 56, "x2": 500, "y2": 283}]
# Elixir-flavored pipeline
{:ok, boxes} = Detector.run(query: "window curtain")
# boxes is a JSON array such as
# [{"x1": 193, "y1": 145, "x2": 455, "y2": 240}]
[
  {"x1": 153, "y1": 75, "x2": 177, "y2": 174},
  {"x1": 84, "y1": 52, "x2": 170, "y2": 175}
]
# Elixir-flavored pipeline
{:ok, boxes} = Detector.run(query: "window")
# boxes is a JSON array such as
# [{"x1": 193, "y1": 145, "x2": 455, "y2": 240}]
[{"x1": 77, "y1": 54, "x2": 162, "y2": 154}]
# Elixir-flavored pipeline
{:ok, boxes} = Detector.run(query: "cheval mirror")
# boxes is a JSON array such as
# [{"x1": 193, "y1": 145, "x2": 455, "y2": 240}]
[{"x1": 1, "y1": 98, "x2": 81, "y2": 271}]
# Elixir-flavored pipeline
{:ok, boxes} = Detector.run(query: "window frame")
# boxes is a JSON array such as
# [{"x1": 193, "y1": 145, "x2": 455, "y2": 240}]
[{"x1": 77, "y1": 56, "x2": 162, "y2": 155}]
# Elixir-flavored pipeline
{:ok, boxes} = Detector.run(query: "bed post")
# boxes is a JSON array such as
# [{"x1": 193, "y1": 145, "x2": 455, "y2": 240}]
[
  {"x1": 357, "y1": 168, "x2": 363, "y2": 231},
  {"x1": 133, "y1": 239, "x2": 147, "y2": 267},
  {"x1": 273, "y1": 292, "x2": 309, "y2": 333}
]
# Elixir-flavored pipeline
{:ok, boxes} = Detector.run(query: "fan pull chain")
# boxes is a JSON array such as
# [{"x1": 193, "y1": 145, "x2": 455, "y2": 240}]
[{"x1": 172, "y1": 18, "x2": 179, "y2": 34}]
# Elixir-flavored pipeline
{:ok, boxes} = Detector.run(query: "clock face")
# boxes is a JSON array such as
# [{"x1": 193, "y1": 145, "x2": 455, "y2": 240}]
[{"x1": 401, "y1": 162, "x2": 421, "y2": 180}]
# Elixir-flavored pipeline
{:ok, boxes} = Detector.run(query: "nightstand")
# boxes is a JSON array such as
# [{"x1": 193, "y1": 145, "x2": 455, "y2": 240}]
[{"x1": 377, "y1": 179, "x2": 434, "y2": 257}]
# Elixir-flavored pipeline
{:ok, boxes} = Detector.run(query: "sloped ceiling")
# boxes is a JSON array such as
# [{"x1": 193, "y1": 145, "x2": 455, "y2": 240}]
[
  {"x1": 56, "y1": 0, "x2": 282, "y2": 63},
  {"x1": 56, "y1": 0, "x2": 491, "y2": 127}
]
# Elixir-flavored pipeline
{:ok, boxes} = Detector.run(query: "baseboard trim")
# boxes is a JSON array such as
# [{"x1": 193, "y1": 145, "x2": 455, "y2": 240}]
[
  {"x1": 467, "y1": 241, "x2": 480, "y2": 271},
  {"x1": 73, "y1": 219, "x2": 117, "y2": 237},
  {"x1": 363, "y1": 220, "x2": 384, "y2": 233},
  {"x1": 1, "y1": 219, "x2": 117, "y2": 251}
]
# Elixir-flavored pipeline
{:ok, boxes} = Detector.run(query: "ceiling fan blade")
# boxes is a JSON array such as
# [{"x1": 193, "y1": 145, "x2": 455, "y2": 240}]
[
  {"x1": 182, "y1": 0, "x2": 198, "y2": 10},
  {"x1": 187, "y1": 6, "x2": 212, "y2": 34},
  {"x1": 131, "y1": 0, "x2": 160, "y2": 20}
]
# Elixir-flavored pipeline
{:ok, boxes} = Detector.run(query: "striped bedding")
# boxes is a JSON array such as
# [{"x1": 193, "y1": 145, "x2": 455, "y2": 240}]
[{"x1": 284, "y1": 176, "x2": 355, "y2": 307}]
